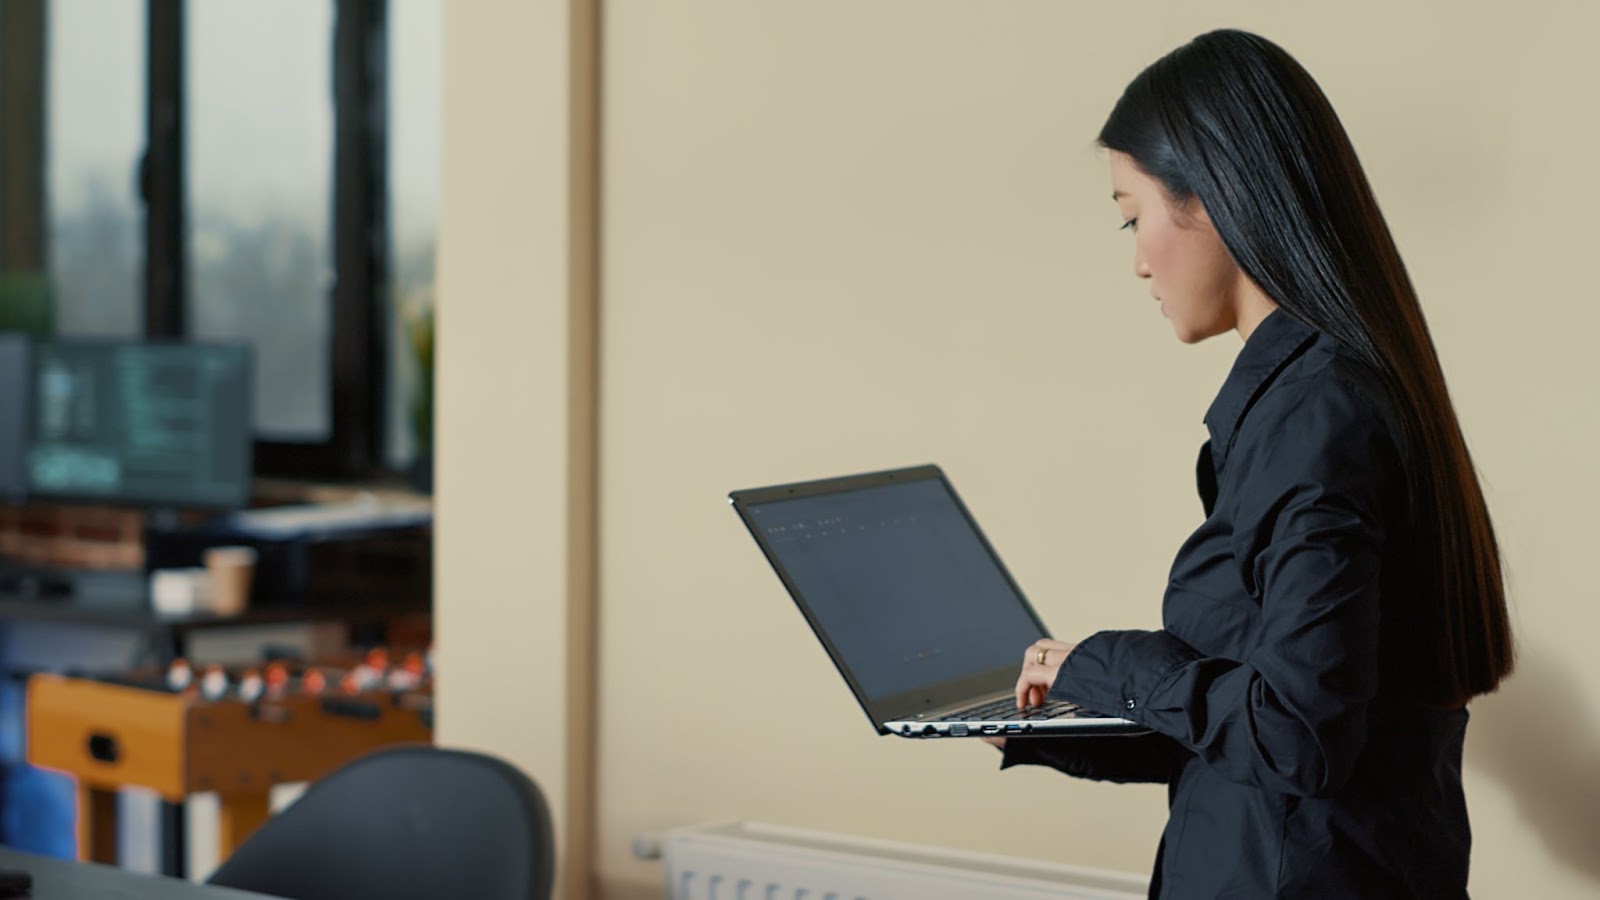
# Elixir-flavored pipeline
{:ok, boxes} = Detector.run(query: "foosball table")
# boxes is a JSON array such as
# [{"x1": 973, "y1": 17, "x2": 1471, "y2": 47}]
[{"x1": 26, "y1": 649, "x2": 433, "y2": 865}]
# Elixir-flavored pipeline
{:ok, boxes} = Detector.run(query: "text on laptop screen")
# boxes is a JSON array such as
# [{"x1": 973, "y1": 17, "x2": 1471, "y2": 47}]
[{"x1": 747, "y1": 478, "x2": 1044, "y2": 701}]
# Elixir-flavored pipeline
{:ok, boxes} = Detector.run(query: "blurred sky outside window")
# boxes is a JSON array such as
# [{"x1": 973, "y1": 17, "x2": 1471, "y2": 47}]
[
  {"x1": 186, "y1": 0, "x2": 335, "y2": 444},
  {"x1": 47, "y1": 0, "x2": 145, "y2": 339}
]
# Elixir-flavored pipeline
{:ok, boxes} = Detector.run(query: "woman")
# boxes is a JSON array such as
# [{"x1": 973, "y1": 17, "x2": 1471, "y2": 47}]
[{"x1": 993, "y1": 29, "x2": 1514, "y2": 899}]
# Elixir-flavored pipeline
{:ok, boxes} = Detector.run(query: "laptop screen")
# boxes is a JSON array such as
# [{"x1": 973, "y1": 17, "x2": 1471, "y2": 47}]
[{"x1": 733, "y1": 468, "x2": 1046, "y2": 714}]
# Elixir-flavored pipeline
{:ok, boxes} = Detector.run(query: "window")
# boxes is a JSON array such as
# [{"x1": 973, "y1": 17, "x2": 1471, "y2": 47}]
[
  {"x1": 47, "y1": 0, "x2": 146, "y2": 339},
  {"x1": 186, "y1": 1, "x2": 336, "y2": 442},
  {"x1": 387, "y1": 0, "x2": 441, "y2": 470},
  {"x1": 4, "y1": 0, "x2": 432, "y2": 483}
]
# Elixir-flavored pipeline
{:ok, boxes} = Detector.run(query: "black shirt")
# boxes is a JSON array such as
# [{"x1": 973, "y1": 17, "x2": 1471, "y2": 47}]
[{"x1": 1002, "y1": 309, "x2": 1470, "y2": 898}]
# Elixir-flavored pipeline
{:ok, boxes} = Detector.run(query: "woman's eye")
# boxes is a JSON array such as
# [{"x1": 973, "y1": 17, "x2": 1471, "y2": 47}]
[{"x1": 1119, "y1": 218, "x2": 1138, "y2": 232}]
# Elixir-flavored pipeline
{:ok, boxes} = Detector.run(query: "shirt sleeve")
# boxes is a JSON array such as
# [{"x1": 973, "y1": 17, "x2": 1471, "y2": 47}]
[
  {"x1": 997, "y1": 732, "x2": 1185, "y2": 784},
  {"x1": 1049, "y1": 376, "x2": 1400, "y2": 799}
]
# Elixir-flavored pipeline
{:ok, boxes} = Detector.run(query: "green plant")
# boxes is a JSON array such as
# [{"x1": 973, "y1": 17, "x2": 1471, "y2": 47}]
[{"x1": 400, "y1": 284, "x2": 435, "y2": 458}]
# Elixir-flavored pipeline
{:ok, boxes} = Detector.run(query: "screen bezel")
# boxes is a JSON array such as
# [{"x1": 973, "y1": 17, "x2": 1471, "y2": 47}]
[{"x1": 729, "y1": 464, "x2": 1050, "y2": 734}]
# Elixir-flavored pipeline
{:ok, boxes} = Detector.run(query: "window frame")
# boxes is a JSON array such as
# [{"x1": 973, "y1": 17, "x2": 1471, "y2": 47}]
[
  {"x1": 0, "y1": 1, "x2": 49, "y2": 278},
  {"x1": 144, "y1": 0, "x2": 390, "y2": 480}
]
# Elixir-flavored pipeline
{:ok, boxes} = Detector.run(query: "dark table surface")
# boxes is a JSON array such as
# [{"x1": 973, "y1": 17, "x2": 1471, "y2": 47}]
[
  {"x1": 0, "y1": 591, "x2": 427, "y2": 632},
  {"x1": 0, "y1": 847, "x2": 281, "y2": 899}
]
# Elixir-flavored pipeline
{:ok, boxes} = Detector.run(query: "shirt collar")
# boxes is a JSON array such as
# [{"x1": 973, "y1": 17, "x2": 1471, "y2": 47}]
[{"x1": 1204, "y1": 308, "x2": 1319, "y2": 460}]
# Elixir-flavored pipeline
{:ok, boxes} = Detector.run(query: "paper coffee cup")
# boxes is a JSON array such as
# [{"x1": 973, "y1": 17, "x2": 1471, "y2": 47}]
[{"x1": 205, "y1": 545, "x2": 257, "y2": 616}]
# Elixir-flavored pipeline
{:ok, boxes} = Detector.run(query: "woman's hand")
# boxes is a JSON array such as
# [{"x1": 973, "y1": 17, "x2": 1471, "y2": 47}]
[
  {"x1": 980, "y1": 640, "x2": 1078, "y2": 754},
  {"x1": 1015, "y1": 639, "x2": 1077, "y2": 710}
]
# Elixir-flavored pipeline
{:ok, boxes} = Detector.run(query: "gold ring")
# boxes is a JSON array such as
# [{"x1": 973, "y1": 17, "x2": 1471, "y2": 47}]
[{"x1": 1035, "y1": 648, "x2": 1048, "y2": 666}]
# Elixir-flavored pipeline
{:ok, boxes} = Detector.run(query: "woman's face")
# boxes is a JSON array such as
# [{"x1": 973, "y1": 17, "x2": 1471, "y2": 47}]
[{"x1": 1109, "y1": 151, "x2": 1260, "y2": 344}]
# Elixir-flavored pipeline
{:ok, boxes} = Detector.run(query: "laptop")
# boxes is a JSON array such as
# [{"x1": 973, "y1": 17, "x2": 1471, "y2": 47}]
[{"x1": 729, "y1": 464, "x2": 1147, "y2": 739}]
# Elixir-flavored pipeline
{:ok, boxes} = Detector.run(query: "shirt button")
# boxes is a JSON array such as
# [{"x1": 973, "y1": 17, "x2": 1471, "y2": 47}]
[{"x1": 1125, "y1": 699, "x2": 1137, "y2": 710}]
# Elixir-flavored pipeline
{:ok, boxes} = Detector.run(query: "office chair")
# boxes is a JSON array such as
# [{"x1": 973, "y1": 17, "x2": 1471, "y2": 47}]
[{"x1": 207, "y1": 745, "x2": 554, "y2": 900}]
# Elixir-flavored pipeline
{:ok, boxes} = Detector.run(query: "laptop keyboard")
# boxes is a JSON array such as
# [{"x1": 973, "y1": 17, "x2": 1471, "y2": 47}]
[{"x1": 938, "y1": 697, "x2": 1080, "y2": 722}]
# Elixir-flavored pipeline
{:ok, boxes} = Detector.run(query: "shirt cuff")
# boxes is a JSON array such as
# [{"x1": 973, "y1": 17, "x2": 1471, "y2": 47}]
[{"x1": 1048, "y1": 629, "x2": 1202, "y2": 722}]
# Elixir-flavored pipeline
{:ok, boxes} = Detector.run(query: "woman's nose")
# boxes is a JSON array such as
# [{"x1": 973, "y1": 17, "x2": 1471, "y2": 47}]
[{"x1": 1134, "y1": 255, "x2": 1151, "y2": 279}]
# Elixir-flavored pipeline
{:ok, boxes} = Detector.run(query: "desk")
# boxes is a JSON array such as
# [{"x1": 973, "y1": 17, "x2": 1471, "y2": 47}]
[{"x1": 0, "y1": 846, "x2": 276, "y2": 899}]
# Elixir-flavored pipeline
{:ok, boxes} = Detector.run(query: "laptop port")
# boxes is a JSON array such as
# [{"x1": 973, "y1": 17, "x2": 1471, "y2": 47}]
[
  {"x1": 981, "y1": 724, "x2": 1001, "y2": 735},
  {"x1": 1004, "y1": 723, "x2": 1022, "y2": 734}
]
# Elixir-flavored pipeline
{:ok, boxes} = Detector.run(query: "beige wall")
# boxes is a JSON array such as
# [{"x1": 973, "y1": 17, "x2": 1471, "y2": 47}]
[
  {"x1": 440, "y1": 1, "x2": 1600, "y2": 897},
  {"x1": 434, "y1": 0, "x2": 590, "y2": 896}
]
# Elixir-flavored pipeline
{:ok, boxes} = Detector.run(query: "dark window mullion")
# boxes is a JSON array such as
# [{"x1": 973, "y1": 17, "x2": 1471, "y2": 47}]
[
  {"x1": 1, "y1": 0, "x2": 47, "y2": 274},
  {"x1": 331, "y1": 0, "x2": 387, "y2": 476},
  {"x1": 144, "y1": 0, "x2": 184, "y2": 338}
]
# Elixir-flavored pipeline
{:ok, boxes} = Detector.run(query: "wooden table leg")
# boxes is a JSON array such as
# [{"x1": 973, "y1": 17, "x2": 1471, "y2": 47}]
[
  {"x1": 76, "y1": 784, "x2": 118, "y2": 864},
  {"x1": 216, "y1": 793, "x2": 271, "y2": 859}
]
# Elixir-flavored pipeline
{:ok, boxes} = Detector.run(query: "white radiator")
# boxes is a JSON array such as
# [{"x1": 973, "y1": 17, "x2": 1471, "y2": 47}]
[{"x1": 659, "y1": 821, "x2": 1148, "y2": 900}]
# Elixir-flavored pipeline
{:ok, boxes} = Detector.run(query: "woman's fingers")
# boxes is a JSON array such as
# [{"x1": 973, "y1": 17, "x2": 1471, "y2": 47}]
[
  {"x1": 1015, "y1": 639, "x2": 1079, "y2": 708},
  {"x1": 1014, "y1": 665, "x2": 1049, "y2": 709}
]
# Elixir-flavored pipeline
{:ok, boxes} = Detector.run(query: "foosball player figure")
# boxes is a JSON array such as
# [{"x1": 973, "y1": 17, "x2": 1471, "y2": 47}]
[
  {"x1": 165, "y1": 659, "x2": 194, "y2": 693},
  {"x1": 338, "y1": 669, "x2": 363, "y2": 696},
  {"x1": 387, "y1": 651, "x2": 426, "y2": 693},
  {"x1": 237, "y1": 668, "x2": 263, "y2": 704},
  {"x1": 352, "y1": 647, "x2": 389, "y2": 692},
  {"x1": 199, "y1": 664, "x2": 230, "y2": 701},
  {"x1": 263, "y1": 661, "x2": 291, "y2": 701}
]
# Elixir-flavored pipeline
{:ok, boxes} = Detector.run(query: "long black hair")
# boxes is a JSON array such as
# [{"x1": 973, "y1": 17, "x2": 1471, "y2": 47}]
[{"x1": 1100, "y1": 29, "x2": 1512, "y2": 708}]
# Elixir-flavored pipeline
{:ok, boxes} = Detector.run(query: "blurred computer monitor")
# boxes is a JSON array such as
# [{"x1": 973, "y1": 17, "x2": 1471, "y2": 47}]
[
  {"x1": 0, "y1": 334, "x2": 31, "y2": 504},
  {"x1": 26, "y1": 339, "x2": 253, "y2": 510}
]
